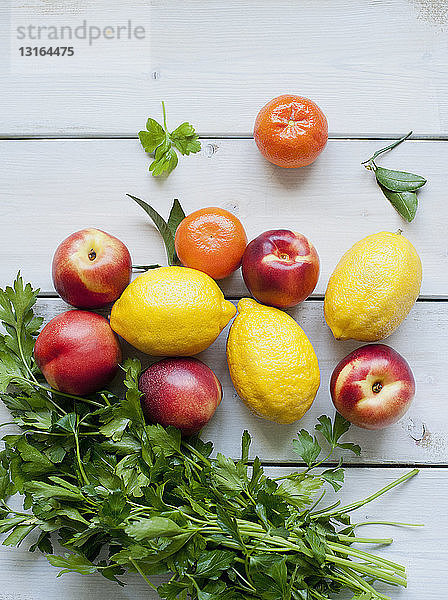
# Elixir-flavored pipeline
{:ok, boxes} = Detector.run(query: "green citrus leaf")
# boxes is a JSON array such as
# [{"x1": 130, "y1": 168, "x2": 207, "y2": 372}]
[
  {"x1": 375, "y1": 167, "x2": 426, "y2": 192},
  {"x1": 379, "y1": 185, "x2": 418, "y2": 222},
  {"x1": 128, "y1": 195, "x2": 182, "y2": 265},
  {"x1": 167, "y1": 198, "x2": 186, "y2": 237}
]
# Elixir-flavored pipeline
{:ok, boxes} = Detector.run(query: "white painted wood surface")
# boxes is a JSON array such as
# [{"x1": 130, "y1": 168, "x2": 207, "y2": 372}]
[
  {"x1": 0, "y1": 297, "x2": 444, "y2": 465},
  {"x1": 2, "y1": 0, "x2": 448, "y2": 137},
  {"x1": 2, "y1": 0, "x2": 448, "y2": 596},
  {"x1": 0, "y1": 138, "x2": 446, "y2": 297},
  {"x1": 0, "y1": 468, "x2": 443, "y2": 599}
]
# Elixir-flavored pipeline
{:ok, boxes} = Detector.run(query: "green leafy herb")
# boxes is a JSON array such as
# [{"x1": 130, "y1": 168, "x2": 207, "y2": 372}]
[
  {"x1": 0, "y1": 275, "x2": 421, "y2": 600},
  {"x1": 139, "y1": 102, "x2": 201, "y2": 177},
  {"x1": 292, "y1": 429, "x2": 321, "y2": 467},
  {"x1": 128, "y1": 195, "x2": 185, "y2": 265},
  {"x1": 362, "y1": 131, "x2": 426, "y2": 222}
]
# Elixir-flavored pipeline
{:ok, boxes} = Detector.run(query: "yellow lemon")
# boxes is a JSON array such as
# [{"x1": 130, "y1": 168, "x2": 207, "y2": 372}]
[
  {"x1": 110, "y1": 266, "x2": 236, "y2": 356},
  {"x1": 324, "y1": 231, "x2": 422, "y2": 341},
  {"x1": 226, "y1": 298, "x2": 320, "y2": 424}
]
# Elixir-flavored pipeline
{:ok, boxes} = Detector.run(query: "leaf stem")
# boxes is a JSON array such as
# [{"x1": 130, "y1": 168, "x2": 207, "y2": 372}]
[
  {"x1": 326, "y1": 554, "x2": 406, "y2": 586},
  {"x1": 353, "y1": 520, "x2": 424, "y2": 528},
  {"x1": 16, "y1": 329, "x2": 38, "y2": 384},
  {"x1": 132, "y1": 264, "x2": 162, "y2": 271},
  {"x1": 362, "y1": 131, "x2": 413, "y2": 168},
  {"x1": 162, "y1": 101, "x2": 168, "y2": 132},
  {"x1": 231, "y1": 566, "x2": 257, "y2": 591},
  {"x1": 336, "y1": 534, "x2": 393, "y2": 545},
  {"x1": 19, "y1": 378, "x2": 104, "y2": 409},
  {"x1": 306, "y1": 449, "x2": 334, "y2": 473},
  {"x1": 182, "y1": 441, "x2": 212, "y2": 467},
  {"x1": 313, "y1": 469, "x2": 419, "y2": 519},
  {"x1": 328, "y1": 541, "x2": 405, "y2": 573},
  {"x1": 130, "y1": 558, "x2": 158, "y2": 591},
  {"x1": 338, "y1": 566, "x2": 392, "y2": 600},
  {"x1": 74, "y1": 415, "x2": 90, "y2": 487}
]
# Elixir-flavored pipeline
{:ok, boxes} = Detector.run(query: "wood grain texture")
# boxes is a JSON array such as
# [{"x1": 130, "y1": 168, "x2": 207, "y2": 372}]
[
  {"x1": 2, "y1": 0, "x2": 448, "y2": 136},
  {"x1": 0, "y1": 297, "x2": 446, "y2": 465},
  {"x1": 0, "y1": 138, "x2": 446, "y2": 297},
  {"x1": 0, "y1": 467, "x2": 443, "y2": 599}
]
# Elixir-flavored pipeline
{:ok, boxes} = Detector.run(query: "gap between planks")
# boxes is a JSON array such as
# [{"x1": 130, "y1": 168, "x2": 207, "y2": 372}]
[
  {"x1": 36, "y1": 293, "x2": 448, "y2": 302},
  {"x1": 2, "y1": 134, "x2": 448, "y2": 141},
  {"x1": 255, "y1": 461, "x2": 448, "y2": 469}
]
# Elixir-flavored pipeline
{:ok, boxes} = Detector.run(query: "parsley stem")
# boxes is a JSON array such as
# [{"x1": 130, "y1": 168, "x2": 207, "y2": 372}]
[
  {"x1": 182, "y1": 441, "x2": 212, "y2": 467},
  {"x1": 15, "y1": 312, "x2": 39, "y2": 384},
  {"x1": 231, "y1": 566, "x2": 257, "y2": 591},
  {"x1": 132, "y1": 264, "x2": 162, "y2": 271},
  {"x1": 313, "y1": 469, "x2": 419, "y2": 519},
  {"x1": 337, "y1": 567, "x2": 391, "y2": 600},
  {"x1": 162, "y1": 101, "x2": 168, "y2": 131},
  {"x1": 305, "y1": 449, "x2": 334, "y2": 472},
  {"x1": 26, "y1": 378, "x2": 104, "y2": 408},
  {"x1": 311, "y1": 499, "x2": 341, "y2": 515},
  {"x1": 307, "y1": 489, "x2": 326, "y2": 513},
  {"x1": 353, "y1": 520, "x2": 423, "y2": 528},
  {"x1": 74, "y1": 416, "x2": 89, "y2": 487},
  {"x1": 99, "y1": 393, "x2": 111, "y2": 407},
  {"x1": 24, "y1": 429, "x2": 98, "y2": 437},
  {"x1": 130, "y1": 558, "x2": 158, "y2": 591},
  {"x1": 326, "y1": 555, "x2": 406, "y2": 586},
  {"x1": 328, "y1": 541, "x2": 404, "y2": 572},
  {"x1": 336, "y1": 534, "x2": 393, "y2": 545}
]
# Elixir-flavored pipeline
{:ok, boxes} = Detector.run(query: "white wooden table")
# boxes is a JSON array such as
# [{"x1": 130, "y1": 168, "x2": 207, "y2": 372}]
[{"x1": 1, "y1": 1, "x2": 448, "y2": 598}]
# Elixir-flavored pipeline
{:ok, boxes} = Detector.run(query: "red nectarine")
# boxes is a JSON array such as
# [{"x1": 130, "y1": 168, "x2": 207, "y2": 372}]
[
  {"x1": 34, "y1": 310, "x2": 122, "y2": 396},
  {"x1": 330, "y1": 344, "x2": 415, "y2": 430},
  {"x1": 139, "y1": 357, "x2": 222, "y2": 435},
  {"x1": 242, "y1": 229, "x2": 319, "y2": 308},
  {"x1": 52, "y1": 228, "x2": 132, "y2": 308}
]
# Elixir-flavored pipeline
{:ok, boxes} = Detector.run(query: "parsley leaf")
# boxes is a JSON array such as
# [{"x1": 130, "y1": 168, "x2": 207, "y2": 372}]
[
  {"x1": 195, "y1": 549, "x2": 235, "y2": 578},
  {"x1": 125, "y1": 517, "x2": 184, "y2": 541},
  {"x1": 139, "y1": 102, "x2": 201, "y2": 177},
  {"x1": 321, "y1": 467, "x2": 345, "y2": 492},
  {"x1": 316, "y1": 413, "x2": 361, "y2": 455},
  {"x1": 0, "y1": 274, "x2": 43, "y2": 391},
  {"x1": 275, "y1": 475, "x2": 323, "y2": 509},
  {"x1": 292, "y1": 430, "x2": 321, "y2": 466},
  {"x1": 211, "y1": 453, "x2": 247, "y2": 494},
  {"x1": 171, "y1": 122, "x2": 201, "y2": 155},
  {"x1": 47, "y1": 553, "x2": 98, "y2": 576},
  {"x1": 138, "y1": 118, "x2": 165, "y2": 153}
]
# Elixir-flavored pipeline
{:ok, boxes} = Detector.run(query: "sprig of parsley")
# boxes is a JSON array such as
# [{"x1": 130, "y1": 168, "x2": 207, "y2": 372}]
[
  {"x1": 0, "y1": 274, "x2": 43, "y2": 391},
  {"x1": 292, "y1": 413, "x2": 361, "y2": 492},
  {"x1": 138, "y1": 102, "x2": 201, "y2": 177}
]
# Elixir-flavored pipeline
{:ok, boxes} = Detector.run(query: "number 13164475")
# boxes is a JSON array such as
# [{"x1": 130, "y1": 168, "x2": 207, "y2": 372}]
[{"x1": 19, "y1": 46, "x2": 74, "y2": 56}]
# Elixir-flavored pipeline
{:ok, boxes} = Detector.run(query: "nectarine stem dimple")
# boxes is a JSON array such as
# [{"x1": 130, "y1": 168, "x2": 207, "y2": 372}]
[
  {"x1": 88, "y1": 249, "x2": 96, "y2": 261},
  {"x1": 372, "y1": 381, "x2": 383, "y2": 394}
]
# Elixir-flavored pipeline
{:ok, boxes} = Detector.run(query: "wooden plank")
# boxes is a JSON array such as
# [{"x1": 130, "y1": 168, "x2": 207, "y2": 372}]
[
  {"x1": 2, "y1": 0, "x2": 448, "y2": 136},
  {"x1": 0, "y1": 138, "x2": 445, "y2": 297},
  {"x1": 1, "y1": 297, "x2": 446, "y2": 465},
  {"x1": 0, "y1": 467, "x2": 443, "y2": 599}
]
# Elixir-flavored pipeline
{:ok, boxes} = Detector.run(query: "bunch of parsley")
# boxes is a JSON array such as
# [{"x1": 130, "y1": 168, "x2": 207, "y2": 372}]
[{"x1": 0, "y1": 275, "x2": 419, "y2": 600}]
